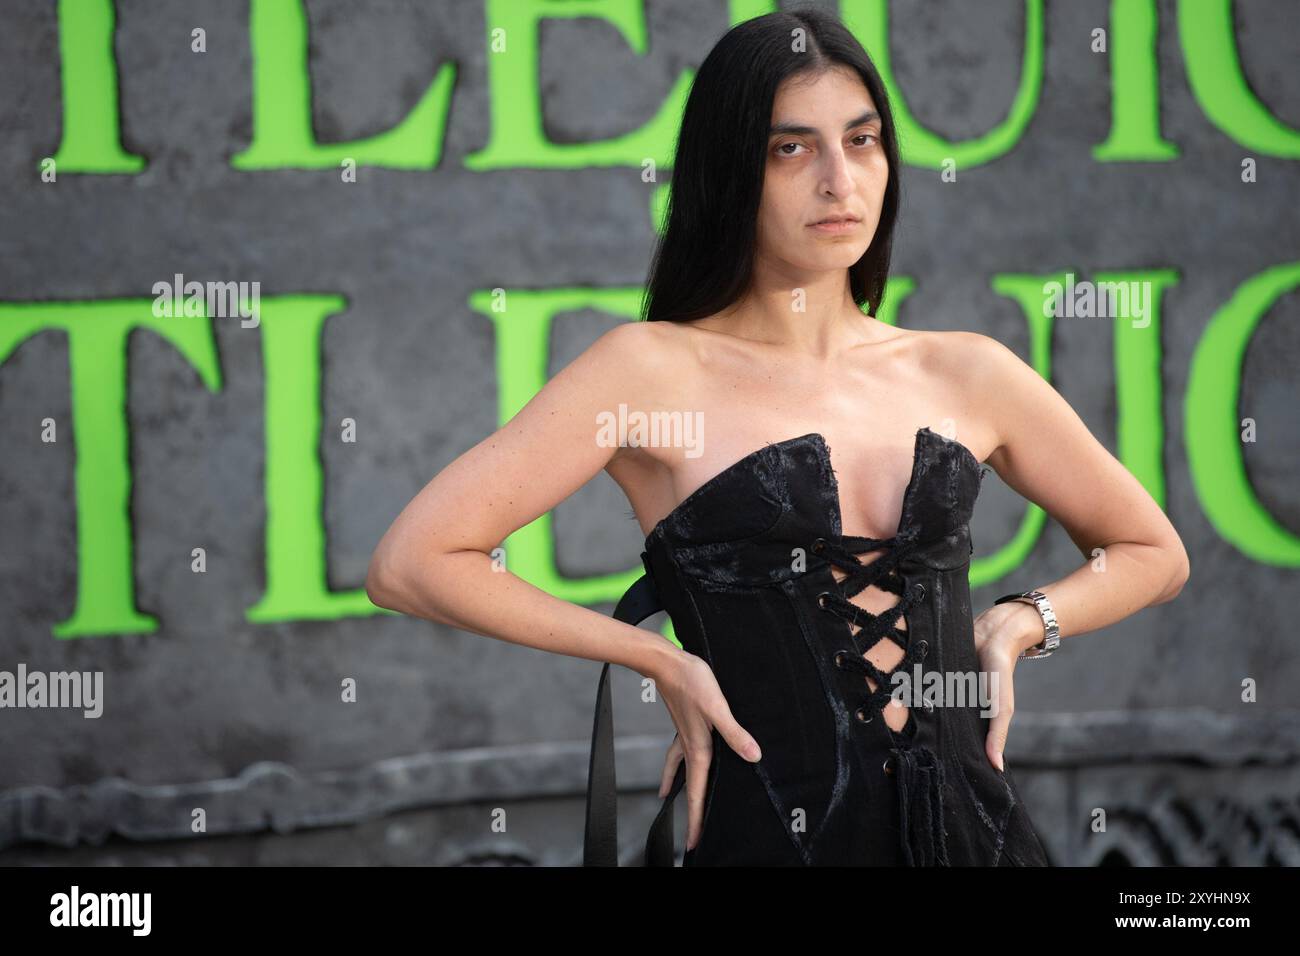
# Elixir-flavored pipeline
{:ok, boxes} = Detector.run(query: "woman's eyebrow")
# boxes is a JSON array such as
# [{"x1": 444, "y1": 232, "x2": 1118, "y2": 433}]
[{"x1": 768, "y1": 109, "x2": 880, "y2": 137}]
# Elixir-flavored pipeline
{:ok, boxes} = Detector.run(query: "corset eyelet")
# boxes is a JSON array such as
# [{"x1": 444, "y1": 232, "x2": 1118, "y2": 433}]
[
  {"x1": 854, "y1": 706, "x2": 873, "y2": 724},
  {"x1": 811, "y1": 537, "x2": 826, "y2": 554},
  {"x1": 922, "y1": 700, "x2": 935, "y2": 714},
  {"x1": 915, "y1": 639, "x2": 929, "y2": 660},
  {"x1": 883, "y1": 757, "x2": 896, "y2": 776},
  {"x1": 833, "y1": 650, "x2": 848, "y2": 668},
  {"x1": 913, "y1": 582, "x2": 926, "y2": 599},
  {"x1": 816, "y1": 591, "x2": 830, "y2": 609}
]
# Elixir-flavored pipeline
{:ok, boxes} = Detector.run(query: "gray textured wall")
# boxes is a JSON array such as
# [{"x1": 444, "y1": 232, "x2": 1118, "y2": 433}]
[{"x1": 1, "y1": 0, "x2": 1297, "y2": 866}]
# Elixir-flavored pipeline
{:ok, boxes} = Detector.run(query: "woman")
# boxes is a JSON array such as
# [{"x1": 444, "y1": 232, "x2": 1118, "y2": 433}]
[{"x1": 366, "y1": 9, "x2": 1189, "y2": 865}]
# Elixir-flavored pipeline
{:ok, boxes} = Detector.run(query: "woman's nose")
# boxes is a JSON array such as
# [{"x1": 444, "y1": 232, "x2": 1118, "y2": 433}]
[{"x1": 820, "y1": 148, "x2": 855, "y2": 196}]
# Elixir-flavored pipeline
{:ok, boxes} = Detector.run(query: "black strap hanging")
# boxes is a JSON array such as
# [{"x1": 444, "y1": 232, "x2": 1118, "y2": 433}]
[{"x1": 583, "y1": 557, "x2": 685, "y2": 866}]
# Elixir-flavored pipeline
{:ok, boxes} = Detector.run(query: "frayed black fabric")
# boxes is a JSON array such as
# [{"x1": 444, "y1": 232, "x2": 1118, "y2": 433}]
[
  {"x1": 586, "y1": 427, "x2": 1051, "y2": 866},
  {"x1": 891, "y1": 743, "x2": 950, "y2": 866}
]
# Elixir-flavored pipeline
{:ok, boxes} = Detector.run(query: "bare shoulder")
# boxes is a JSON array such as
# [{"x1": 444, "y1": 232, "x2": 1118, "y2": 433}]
[
  {"x1": 890, "y1": 327, "x2": 1008, "y2": 391},
  {"x1": 930, "y1": 329, "x2": 1046, "y2": 419},
  {"x1": 907, "y1": 329, "x2": 1032, "y2": 457},
  {"x1": 584, "y1": 321, "x2": 697, "y2": 460},
  {"x1": 923, "y1": 328, "x2": 1091, "y2": 465},
  {"x1": 589, "y1": 319, "x2": 688, "y2": 366},
  {"x1": 913, "y1": 328, "x2": 1017, "y2": 377},
  {"x1": 568, "y1": 320, "x2": 678, "y2": 390}
]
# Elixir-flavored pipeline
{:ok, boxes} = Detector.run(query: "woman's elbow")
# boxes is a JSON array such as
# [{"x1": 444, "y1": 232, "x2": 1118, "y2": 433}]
[
  {"x1": 365, "y1": 555, "x2": 395, "y2": 610},
  {"x1": 366, "y1": 543, "x2": 458, "y2": 624},
  {"x1": 366, "y1": 540, "x2": 408, "y2": 612},
  {"x1": 1154, "y1": 543, "x2": 1190, "y2": 605}
]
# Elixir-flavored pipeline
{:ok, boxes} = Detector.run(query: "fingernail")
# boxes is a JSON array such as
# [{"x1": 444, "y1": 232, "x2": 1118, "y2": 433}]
[{"x1": 995, "y1": 752, "x2": 1005, "y2": 772}]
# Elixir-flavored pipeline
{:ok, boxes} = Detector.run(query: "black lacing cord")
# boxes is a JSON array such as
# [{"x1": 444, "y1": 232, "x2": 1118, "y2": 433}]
[
  {"x1": 812, "y1": 531, "x2": 951, "y2": 866},
  {"x1": 812, "y1": 533, "x2": 930, "y2": 719}
]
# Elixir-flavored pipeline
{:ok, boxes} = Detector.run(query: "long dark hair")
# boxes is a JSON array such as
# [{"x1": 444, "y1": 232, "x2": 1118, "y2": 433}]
[{"x1": 641, "y1": 7, "x2": 901, "y2": 323}]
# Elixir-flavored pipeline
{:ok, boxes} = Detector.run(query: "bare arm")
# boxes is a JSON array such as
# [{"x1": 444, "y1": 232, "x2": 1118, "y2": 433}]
[
  {"x1": 367, "y1": 321, "x2": 764, "y2": 850},
  {"x1": 365, "y1": 321, "x2": 680, "y2": 681},
  {"x1": 963, "y1": 331, "x2": 1191, "y2": 654}
]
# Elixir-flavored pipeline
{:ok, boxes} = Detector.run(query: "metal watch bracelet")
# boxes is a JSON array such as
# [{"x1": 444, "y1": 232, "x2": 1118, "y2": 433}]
[{"x1": 993, "y1": 589, "x2": 1060, "y2": 659}]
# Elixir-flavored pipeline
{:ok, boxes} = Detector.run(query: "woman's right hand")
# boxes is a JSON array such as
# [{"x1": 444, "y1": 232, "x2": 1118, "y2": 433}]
[{"x1": 653, "y1": 649, "x2": 762, "y2": 852}]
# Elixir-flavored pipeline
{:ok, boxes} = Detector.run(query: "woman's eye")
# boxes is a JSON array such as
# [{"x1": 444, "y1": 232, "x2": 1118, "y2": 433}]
[{"x1": 774, "y1": 134, "x2": 876, "y2": 157}]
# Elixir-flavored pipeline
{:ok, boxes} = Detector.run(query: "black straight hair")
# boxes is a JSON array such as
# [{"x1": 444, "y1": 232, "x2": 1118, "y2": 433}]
[{"x1": 641, "y1": 6, "x2": 902, "y2": 324}]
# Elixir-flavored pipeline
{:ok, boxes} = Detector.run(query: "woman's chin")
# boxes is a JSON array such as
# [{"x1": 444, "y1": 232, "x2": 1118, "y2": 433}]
[{"x1": 805, "y1": 245, "x2": 871, "y2": 267}]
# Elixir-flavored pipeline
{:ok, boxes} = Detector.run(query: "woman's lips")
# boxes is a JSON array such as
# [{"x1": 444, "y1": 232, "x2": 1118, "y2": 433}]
[{"x1": 808, "y1": 218, "x2": 860, "y2": 234}]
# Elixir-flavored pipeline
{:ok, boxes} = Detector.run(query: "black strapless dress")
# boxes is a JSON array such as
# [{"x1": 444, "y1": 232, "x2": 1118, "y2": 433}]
[{"x1": 610, "y1": 426, "x2": 1051, "y2": 866}]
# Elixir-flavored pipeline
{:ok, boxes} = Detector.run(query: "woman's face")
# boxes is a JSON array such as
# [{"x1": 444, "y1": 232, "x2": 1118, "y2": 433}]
[{"x1": 756, "y1": 66, "x2": 889, "y2": 276}]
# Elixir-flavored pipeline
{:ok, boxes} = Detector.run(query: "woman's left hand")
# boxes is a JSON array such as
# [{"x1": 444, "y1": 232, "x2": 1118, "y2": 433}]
[{"x1": 971, "y1": 601, "x2": 1043, "y2": 773}]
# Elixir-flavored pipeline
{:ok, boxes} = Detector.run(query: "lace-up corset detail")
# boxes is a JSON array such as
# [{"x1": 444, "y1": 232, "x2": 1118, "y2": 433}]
[{"x1": 814, "y1": 527, "x2": 930, "y2": 723}]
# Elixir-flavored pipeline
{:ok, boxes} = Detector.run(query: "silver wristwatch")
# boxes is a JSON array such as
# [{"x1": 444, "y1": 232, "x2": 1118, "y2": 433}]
[{"x1": 993, "y1": 590, "x2": 1060, "y2": 659}]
